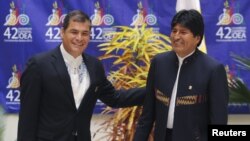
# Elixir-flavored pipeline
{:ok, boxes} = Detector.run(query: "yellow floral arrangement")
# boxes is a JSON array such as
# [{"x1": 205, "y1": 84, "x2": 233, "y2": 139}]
[{"x1": 95, "y1": 24, "x2": 171, "y2": 141}]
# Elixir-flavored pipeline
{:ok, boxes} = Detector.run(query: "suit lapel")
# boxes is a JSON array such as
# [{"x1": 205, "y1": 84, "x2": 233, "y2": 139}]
[
  {"x1": 82, "y1": 54, "x2": 94, "y2": 86},
  {"x1": 51, "y1": 47, "x2": 76, "y2": 110}
]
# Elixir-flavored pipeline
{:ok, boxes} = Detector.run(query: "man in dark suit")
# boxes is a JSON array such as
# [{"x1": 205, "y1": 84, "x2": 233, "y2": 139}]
[
  {"x1": 133, "y1": 9, "x2": 229, "y2": 141},
  {"x1": 17, "y1": 10, "x2": 145, "y2": 141}
]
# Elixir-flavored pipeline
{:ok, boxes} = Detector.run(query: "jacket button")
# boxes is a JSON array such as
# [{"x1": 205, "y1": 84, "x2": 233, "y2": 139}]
[{"x1": 72, "y1": 131, "x2": 78, "y2": 136}]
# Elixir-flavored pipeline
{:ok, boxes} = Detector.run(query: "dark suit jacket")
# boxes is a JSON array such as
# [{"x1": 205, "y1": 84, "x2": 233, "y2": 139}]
[
  {"x1": 17, "y1": 46, "x2": 145, "y2": 141},
  {"x1": 134, "y1": 49, "x2": 229, "y2": 141}
]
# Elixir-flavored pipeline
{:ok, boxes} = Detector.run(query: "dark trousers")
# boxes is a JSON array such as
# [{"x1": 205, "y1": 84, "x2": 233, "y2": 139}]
[{"x1": 165, "y1": 128, "x2": 172, "y2": 141}]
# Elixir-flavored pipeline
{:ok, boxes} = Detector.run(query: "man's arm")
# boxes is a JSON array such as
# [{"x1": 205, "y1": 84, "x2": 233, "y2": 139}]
[
  {"x1": 17, "y1": 57, "x2": 41, "y2": 141},
  {"x1": 208, "y1": 63, "x2": 229, "y2": 124},
  {"x1": 98, "y1": 78, "x2": 146, "y2": 108}
]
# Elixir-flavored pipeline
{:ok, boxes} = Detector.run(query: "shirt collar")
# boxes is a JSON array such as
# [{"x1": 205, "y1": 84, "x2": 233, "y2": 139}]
[
  {"x1": 176, "y1": 50, "x2": 195, "y2": 65},
  {"x1": 60, "y1": 44, "x2": 83, "y2": 68}
]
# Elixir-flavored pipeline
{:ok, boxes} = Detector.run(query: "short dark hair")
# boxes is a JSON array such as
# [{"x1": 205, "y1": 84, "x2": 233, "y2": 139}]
[
  {"x1": 171, "y1": 9, "x2": 204, "y2": 47},
  {"x1": 62, "y1": 10, "x2": 91, "y2": 30}
]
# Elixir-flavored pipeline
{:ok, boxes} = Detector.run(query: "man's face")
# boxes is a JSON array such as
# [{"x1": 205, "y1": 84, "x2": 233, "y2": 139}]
[
  {"x1": 60, "y1": 20, "x2": 91, "y2": 58},
  {"x1": 170, "y1": 24, "x2": 200, "y2": 57}
]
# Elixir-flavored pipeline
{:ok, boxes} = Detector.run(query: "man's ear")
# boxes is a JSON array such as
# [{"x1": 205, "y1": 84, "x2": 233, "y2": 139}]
[{"x1": 196, "y1": 36, "x2": 201, "y2": 45}]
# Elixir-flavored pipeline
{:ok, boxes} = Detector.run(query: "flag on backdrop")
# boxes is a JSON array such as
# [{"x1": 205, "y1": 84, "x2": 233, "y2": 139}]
[{"x1": 176, "y1": 0, "x2": 207, "y2": 53}]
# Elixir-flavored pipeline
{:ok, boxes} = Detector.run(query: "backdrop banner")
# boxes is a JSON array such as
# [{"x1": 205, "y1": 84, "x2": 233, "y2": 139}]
[{"x1": 0, "y1": 0, "x2": 249, "y2": 113}]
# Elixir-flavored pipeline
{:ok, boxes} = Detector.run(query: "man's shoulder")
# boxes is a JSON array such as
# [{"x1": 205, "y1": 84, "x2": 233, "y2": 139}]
[
  {"x1": 83, "y1": 53, "x2": 97, "y2": 60},
  {"x1": 32, "y1": 47, "x2": 57, "y2": 60},
  {"x1": 83, "y1": 53, "x2": 101, "y2": 63},
  {"x1": 154, "y1": 51, "x2": 175, "y2": 60},
  {"x1": 196, "y1": 50, "x2": 223, "y2": 67},
  {"x1": 82, "y1": 53, "x2": 104, "y2": 70}
]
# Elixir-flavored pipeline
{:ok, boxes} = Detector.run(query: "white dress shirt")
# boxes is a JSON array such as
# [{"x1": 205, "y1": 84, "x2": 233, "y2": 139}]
[
  {"x1": 60, "y1": 45, "x2": 90, "y2": 109},
  {"x1": 167, "y1": 51, "x2": 195, "y2": 128}
]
